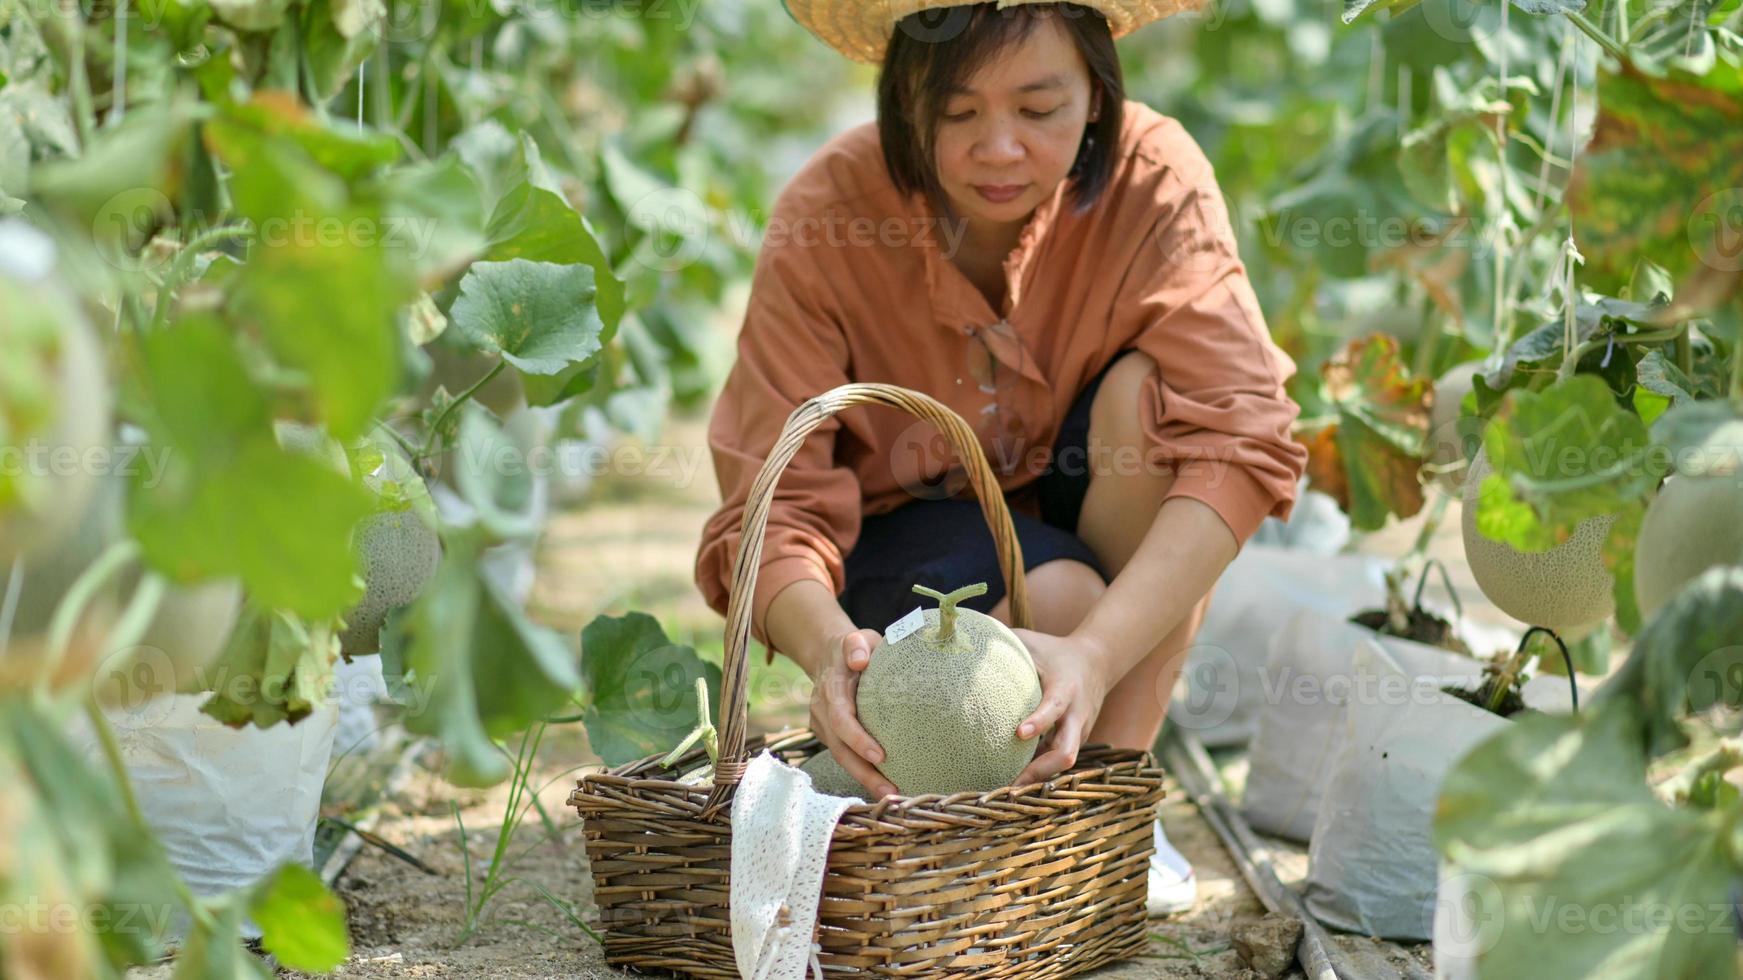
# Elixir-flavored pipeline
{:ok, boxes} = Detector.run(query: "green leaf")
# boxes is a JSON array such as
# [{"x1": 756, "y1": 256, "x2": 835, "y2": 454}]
[
  {"x1": 301, "y1": 0, "x2": 380, "y2": 103},
  {"x1": 579, "y1": 612, "x2": 722, "y2": 767},
  {"x1": 1651, "y1": 401, "x2": 1743, "y2": 478},
  {"x1": 209, "y1": 0, "x2": 294, "y2": 32},
  {"x1": 380, "y1": 533, "x2": 583, "y2": 787},
  {"x1": 29, "y1": 98, "x2": 194, "y2": 232},
  {"x1": 1591, "y1": 567, "x2": 1743, "y2": 757},
  {"x1": 1435, "y1": 707, "x2": 1741, "y2": 980},
  {"x1": 447, "y1": 404, "x2": 544, "y2": 540},
  {"x1": 207, "y1": 107, "x2": 411, "y2": 440},
  {"x1": 373, "y1": 153, "x2": 488, "y2": 286},
  {"x1": 6, "y1": 701, "x2": 184, "y2": 968},
  {"x1": 134, "y1": 441, "x2": 372, "y2": 619},
  {"x1": 1478, "y1": 375, "x2": 1664, "y2": 543},
  {"x1": 482, "y1": 135, "x2": 626, "y2": 332},
  {"x1": 127, "y1": 320, "x2": 374, "y2": 617},
  {"x1": 217, "y1": 91, "x2": 400, "y2": 182},
  {"x1": 1568, "y1": 59, "x2": 1743, "y2": 299},
  {"x1": 1343, "y1": 0, "x2": 1422, "y2": 23},
  {"x1": 1314, "y1": 335, "x2": 1430, "y2": 530},
  {"x1": 188, "y1": 602, "x2": 341, "y2": 728},
  {"x1": 1506, "y1": 0, "x2": 1586, "y2": 12},
  {"x1": 170, "y1": 897, "x2": 274, "y2": 980},
  {"x1": 249, "y1": 863, "x2": 349, "y2": 971},
  {"x1": 448, "y1": 259, "x2": 605, "y2": 375}
]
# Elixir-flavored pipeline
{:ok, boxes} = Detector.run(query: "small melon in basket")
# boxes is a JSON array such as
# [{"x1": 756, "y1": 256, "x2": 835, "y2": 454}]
[
  {"x1": 798, "y1": 749, "x2": 875, "y2": 802},
  {"x1": 855, "y1": 582, "x2": 1043, "y2": 797}
]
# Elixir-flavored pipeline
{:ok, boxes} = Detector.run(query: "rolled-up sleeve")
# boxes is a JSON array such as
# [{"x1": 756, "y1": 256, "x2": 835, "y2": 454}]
[
  {"x1": 1124, "y1": 148, "x2": 1308, "y2": 546},
  {"x1": 694, "y1": 210, "x2": 862, "y2": 658}
]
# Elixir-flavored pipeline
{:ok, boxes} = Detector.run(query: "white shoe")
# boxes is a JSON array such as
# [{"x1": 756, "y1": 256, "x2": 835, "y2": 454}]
[{"x1": 1146, "y1": 818, "x2": 1197, "y2": 916}]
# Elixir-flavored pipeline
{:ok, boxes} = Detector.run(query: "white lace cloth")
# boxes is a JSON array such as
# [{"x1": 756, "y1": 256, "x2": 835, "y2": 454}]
[{"x1": 730, "y1": 749, "x2": 860, "y2": 980}]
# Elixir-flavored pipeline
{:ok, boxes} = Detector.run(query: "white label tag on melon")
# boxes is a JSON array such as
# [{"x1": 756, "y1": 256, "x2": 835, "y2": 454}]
[{"x1": 885, "y1": 607, "x2": 925, "y2": 644}]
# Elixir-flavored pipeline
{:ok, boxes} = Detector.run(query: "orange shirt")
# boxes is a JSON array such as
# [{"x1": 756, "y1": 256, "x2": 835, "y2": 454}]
[{"x1": 695, "y1": 100, "x2": 1308, "y2": 652}]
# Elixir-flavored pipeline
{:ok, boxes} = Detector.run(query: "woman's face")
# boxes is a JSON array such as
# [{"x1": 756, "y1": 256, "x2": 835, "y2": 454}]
[{"x1": 931, "y1": 18, "x2": 1098, "y2": 233}]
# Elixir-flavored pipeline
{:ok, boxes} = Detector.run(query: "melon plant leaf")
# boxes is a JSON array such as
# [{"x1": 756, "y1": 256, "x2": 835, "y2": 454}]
[
  {"x1": 214, "y1": 89, "x2": 401, "y2": 183},
  {"x1": 1262, "y1": 113, "x2": 1420, "y2": 277},
  {"x1": 27, "y1": 99, "x2": 192, "y2": 236},
  {"x1": 372, "y1": 152, "x2": 488, "y2": 287},
  {"x1": 1505, "y1": 0, "x2": 1587, "y2": 12},
  {"x1": 207, "y1": 98, "x2": 410, "y2": 441},
  {"x1": 1591, "y1": 567, "x2": 1743, "y2": 757},
  {"x1": 1650, "y1": 401, "x2": 1743, "y2": 478},
  {"x1": 7, "y1": 700, "x2": 184, "y2": 968},
  {"x1": 126, "y1": 319, "x2": 373, "y2": 617},
  {"x1": 208, "y1": 0, "x2": 294, "y2": 32},
  {"x1": 1475, "y1": 297, "x2": 1665, "y2": 408},
  {"x1": 170, "y1": 896, "x2": 275, "y2": 980},
  {"x1": 1434, "y1": 706, "x2": 1742, "y2": 980},
  {"x1": 1311, "y1": 334, "x2": 1429, "y2": 530},
  {"x1": 448, "y1": 258, "x2": 605, "y2": 375},
  {"x1": 248, "y1": 863, "x2": 348, "y2": 971},
  {"x1": 1342, "y1": 0, "x2": 1422, "y2": 23},
  {"x1": 1632, "y1": 0, "x2": 1726, "y2": 75},
  {"x1": 483, "y1": 134, "x2": 626, "y2": 332},
  {"x1": 300, "y1": 0, "x2": 380, "y2": 103},
  {"x1": 580, "y1": 612, "x2": 722, "y2": 767},
  {"x1": 1635, "y1": 348, "x2": 1728, "y2": 409},
  {"x1": 1567, "y1": 58, "x2": 1743, "y2": 299},
  {"x1": 379, "y1": 532, "x2": 583, "y2": 787},
  {"x1": 1477, "y1": 375, "x2": 1664, "y2": 547},
  {"x1": 188, "y1": 603, "x2": 341, "y2": 729},
  {"x1": 447, "y1": 403, "x2": 544, "y2": 541}
]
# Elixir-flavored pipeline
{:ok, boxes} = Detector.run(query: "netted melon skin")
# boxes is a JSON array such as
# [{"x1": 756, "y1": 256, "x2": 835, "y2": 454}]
[
  {"x1": 1634, "y1": 475, "x2": 1743, "y2": 617},
  {"x1": 1462, "y1": 449, "x2": 1615, "y2": 633},
  {"x1": 338, "y1": 509, "x2": 440, "y2": 654},
  {"x1": 855, "y1": 607, "x2": 1042, "y2": 797},
  {"x1": 798, "y1": 749, "x2": 875, "y2": 802}
]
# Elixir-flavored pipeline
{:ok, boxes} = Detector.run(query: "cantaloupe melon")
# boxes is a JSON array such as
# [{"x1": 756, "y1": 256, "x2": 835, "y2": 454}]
[
  {"x1": 1426, "y1": 363, "x2": 1482, "y2": 493},
  {"x1": 798, "y1": 749, "x2": 876, "y2": 802},
  {"x1": 337, "y1": 432, "x2": 440, "y2": 655},
  {"x1": 0, "y1": 277, "x2": 112, "y2": 565},
  {"x1": 337, "y1": 509, "x2": 440, "y2": 655},
  {"x1": 854, "y1": 582, "x2": 1043, "y2": 797},
  {"x1": 1633, "y1": 474, "x2": 1743, "y2": 618},
  {"x1": 1461, "y1": 448, "x2": 1615, "y2": 634}
]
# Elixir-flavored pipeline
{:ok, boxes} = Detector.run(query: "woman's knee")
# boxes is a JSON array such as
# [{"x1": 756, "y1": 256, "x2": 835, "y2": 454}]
[
  {"x1": 1088, "y1": 350, "x2": 1159, "y2": 454},
  {"x1": 987, "y1": 558, "x2": 1106, "y2": 634}
]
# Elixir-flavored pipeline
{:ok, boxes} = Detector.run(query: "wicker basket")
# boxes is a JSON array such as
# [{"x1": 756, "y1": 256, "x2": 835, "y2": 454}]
[{"x1": 568, "y1": 383, "x2": 1167, "y2": 978}]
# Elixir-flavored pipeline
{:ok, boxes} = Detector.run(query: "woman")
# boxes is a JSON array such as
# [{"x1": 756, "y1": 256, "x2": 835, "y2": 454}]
[{"x1": 694, "y1": 0, "x2": 1307, "y2": 914}]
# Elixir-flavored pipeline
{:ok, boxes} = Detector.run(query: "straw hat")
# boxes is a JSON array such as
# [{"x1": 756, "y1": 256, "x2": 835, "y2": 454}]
[{"x1": 782, "y1": 0, "x2": 1204, "y2": 64}]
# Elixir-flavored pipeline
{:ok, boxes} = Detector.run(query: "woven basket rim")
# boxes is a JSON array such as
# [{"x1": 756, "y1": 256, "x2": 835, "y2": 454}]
[{"x1": 569, "y1": 727, "x2": 1166, "y2": 823}]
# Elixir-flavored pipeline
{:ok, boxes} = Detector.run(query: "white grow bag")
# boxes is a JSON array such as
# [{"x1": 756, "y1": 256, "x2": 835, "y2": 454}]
[
  {"x1": 1241, "y1": 610, "x2": 1488, "y2": 842},
  {"x1": 70, "y1": 692, "x2": 339, "y2": 929},
  {"x1": 1168, "y1": 545, "x2": 1389, "y2": 747},
  {"x1": 1301, "y1": 640, "x2": 1575, "y2": 941}
]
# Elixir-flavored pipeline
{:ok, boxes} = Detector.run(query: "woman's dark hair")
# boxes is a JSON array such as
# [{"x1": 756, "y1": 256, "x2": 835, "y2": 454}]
[{"x1": 877, "y1": 2, "x2": 1124, "y2": 219}]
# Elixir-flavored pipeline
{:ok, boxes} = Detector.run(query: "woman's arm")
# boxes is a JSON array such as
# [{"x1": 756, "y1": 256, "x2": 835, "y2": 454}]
[
  {"x1": 1071, "y1": 495, "x2": 1235, "y2": 682},
  {"x1": 763, "y1": 579, "x2": 857, "y2": 678}
]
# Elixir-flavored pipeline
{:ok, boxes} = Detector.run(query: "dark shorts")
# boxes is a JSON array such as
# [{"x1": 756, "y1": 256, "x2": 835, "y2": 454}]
[{"x1": 839, "y1": 352, "x2": 1130, "y2": 634}]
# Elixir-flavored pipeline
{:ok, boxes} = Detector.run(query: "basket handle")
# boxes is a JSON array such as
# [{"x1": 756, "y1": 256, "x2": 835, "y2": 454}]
[{"x1": 700, "y1": 383, "x2": 1031, "y2": 818}]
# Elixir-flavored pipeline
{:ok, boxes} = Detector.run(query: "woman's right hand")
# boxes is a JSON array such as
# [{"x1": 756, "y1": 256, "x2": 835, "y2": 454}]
[{"x1": 805, "y1": 626, "x2": 898, "y2": 800}]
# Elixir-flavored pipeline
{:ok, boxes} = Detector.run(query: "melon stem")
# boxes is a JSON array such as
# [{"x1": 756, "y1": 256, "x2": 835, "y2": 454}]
[{"x1": 912, "y1": 582, "x2": 988, "y2": 640}]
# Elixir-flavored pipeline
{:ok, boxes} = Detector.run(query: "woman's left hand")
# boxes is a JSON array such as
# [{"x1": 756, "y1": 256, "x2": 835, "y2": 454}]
[{"x1": 1009, "y1": 629, "x2": 1114, "y2": 788}]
